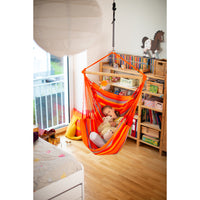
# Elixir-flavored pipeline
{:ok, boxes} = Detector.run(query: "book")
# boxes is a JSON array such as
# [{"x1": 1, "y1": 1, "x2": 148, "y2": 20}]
[
  {"x1": 156, "y1": 112, "x2": 162, "y2": 129},
  {"x1": 131, "y1": 118, "x2": 137, "y2": 137},
  {"x1": 149, "y1": 85, "x2": 158, "y2": 93},
  {"x1": 152, "y1": 111, "x2": 157, "y2": 124},
  {"x1": 149, "y1": 110, "x2": 153, "y2": 123},
  {"x1": 128, "y1": 127, "x2": 132, "y2": 135}
]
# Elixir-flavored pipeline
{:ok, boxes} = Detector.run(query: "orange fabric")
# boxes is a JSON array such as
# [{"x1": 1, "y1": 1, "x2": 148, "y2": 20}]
[
  {"x1": 81, "y1": 52, "x2": 113, "y2": 74},
  {"x1": 72, "y1": 108, "x2": 85, "y2": 137},
  {"x1": 81, "y1": 51, "x2": 146, "y2": 155},
  {"x1": 76, "y1": 120, "x2": 81, "y2": 136},
  {"x1": 72, "y1": 108, "x2": 83, "y2": 119}
]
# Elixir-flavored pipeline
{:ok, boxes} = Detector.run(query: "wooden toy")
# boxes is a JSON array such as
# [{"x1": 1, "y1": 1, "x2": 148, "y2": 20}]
[{"x1": 141, "y1": 30, "x2": 164, "y2": 58}]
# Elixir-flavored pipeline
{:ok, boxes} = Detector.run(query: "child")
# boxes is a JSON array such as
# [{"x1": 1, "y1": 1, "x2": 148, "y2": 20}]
[
  {"x1": 89, "y1": 106, "x2": 122, "y2": 147},
  {"x1": 102, "y1": 105, "x2": 121, "y2": 127}
]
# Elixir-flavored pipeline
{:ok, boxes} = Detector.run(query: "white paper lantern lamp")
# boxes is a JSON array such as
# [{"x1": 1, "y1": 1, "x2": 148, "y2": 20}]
[{"x1": 34, "y1": 0, "x2": 103, "y2": 57}]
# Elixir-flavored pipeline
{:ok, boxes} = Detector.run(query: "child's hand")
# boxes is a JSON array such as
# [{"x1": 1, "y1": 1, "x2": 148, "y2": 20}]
[{"x1": 110, "y1": 121, "x2": 116, "y2": 127}]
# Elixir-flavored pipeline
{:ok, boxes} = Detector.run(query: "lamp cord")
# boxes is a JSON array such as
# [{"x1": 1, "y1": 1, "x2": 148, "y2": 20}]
[
  {"x1": 112, "y1": 0, "x2": 116, "y2": 52},
  {"x1": 112, "y1": 0, "x2": 116, "y2": 66}
]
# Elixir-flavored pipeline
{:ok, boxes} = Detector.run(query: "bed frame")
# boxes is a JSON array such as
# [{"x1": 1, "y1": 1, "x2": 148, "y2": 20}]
[
  {"x1": 34, "y1": 167, "x2": 84, "y2": 200},
  {"x1": 34, "y1": 138, "x2": 84, "y2": 200}
]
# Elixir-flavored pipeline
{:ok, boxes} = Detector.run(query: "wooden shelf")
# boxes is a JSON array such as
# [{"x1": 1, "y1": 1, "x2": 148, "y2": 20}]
[
  {"x1": 99, "y1": 61, "x2": 167, "y2": 155},
  {"x1": 144, "y1": 73, "x2": 165, "y2": 80},
  {"x1": 141, "y1": 105, "x2": 163, "y2": 113},
  {"x1": 128, "y1": 135, "x2": 137, "y2": 140},
  {"x1": 140, "y1": 122, "x2": 161, "y2": 131},
  {"x1": 108, "y1": 81, "x2": 138, "y2": 91},
  {"x1": 102, "y1": 65, "x2": 141, "y2": 76},
  {"x1": 142, "y1": 90, "x2": 164, "y2": 97},
  {"x1": 102, "y1": 64, "x2": 165, "y2": 80},
  {"x1": 85, "y1": 70, "x2": 140, "y2": 80},
  {"x1": 108, "y1": 82, "x2": 164, "y2": 98}
]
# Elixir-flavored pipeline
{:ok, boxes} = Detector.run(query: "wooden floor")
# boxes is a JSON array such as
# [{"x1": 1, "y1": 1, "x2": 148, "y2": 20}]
[{"x1": 57, "y1": 135, "x2": 166, "y2": 200}]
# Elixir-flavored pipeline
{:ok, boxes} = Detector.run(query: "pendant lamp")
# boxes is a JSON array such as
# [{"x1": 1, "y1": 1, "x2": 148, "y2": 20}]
[{"x1": 34, "y1": 0, "x2": 103, "y2": 57}]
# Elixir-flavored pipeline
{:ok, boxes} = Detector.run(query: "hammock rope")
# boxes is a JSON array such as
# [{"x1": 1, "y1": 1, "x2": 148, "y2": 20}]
[{"x1": 80, "y1": 51, "x2": 147, "y2": 155}]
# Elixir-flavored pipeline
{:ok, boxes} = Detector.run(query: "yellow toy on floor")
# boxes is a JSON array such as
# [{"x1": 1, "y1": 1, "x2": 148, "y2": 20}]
[{"x1": 65, "y1": 110, "x2": 82, "y2": 140}]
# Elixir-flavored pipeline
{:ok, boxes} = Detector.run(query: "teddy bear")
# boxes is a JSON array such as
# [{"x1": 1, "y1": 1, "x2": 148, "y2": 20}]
[{"x1": 98, "y1": 116, "x2": 116, "y2": 142}]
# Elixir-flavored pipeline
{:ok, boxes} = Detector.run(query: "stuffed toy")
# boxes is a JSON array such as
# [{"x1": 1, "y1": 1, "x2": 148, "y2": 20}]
[
  {"x1": 103, "y1": 129, "x2": 115, "y2": 142},
  {"x1": 98, "y1": 116, "x2": 116, "y2": 142},
  {"x1": 99, "y1": 80, "x2": 109, "y2": 90}
]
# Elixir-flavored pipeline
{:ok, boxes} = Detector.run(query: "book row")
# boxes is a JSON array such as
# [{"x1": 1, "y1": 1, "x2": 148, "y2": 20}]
[
  {"x1": 108, "y1": 52, "x2": 156, "y2": 72},
  {"x1": 141, "y1": 108, "x2": 162, "y2": 129}
]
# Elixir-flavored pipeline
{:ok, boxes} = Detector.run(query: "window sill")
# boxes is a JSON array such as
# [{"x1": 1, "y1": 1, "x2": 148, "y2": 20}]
[{"x1": 55, "y1": 126, "x2": 67, "y2": 135}]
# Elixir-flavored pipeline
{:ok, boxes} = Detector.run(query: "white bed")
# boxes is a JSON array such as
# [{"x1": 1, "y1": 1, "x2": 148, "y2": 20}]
[{"x1": 34, "y1": 138, "x2": 84, "y2": 200}]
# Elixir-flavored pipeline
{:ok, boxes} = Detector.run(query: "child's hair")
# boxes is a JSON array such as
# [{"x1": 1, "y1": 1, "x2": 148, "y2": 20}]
[{"x1": 102, "y1": 105, "x2": 120, "y2": 117}]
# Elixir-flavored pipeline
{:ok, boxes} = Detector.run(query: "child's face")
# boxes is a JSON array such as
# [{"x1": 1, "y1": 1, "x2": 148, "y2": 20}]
[{"x1": 103, "y1": 107, "x2": 117, "y2": 119}]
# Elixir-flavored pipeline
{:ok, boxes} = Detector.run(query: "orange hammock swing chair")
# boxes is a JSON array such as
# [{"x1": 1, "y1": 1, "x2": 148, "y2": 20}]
[{"x1": 80, "y1": 51, "x2": 147, "y2": 155}]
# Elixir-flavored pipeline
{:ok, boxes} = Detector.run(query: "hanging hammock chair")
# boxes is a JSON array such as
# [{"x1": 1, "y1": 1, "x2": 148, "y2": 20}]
[{"x1": 80, "y1": 51, "x2": 147, "y2": 155}]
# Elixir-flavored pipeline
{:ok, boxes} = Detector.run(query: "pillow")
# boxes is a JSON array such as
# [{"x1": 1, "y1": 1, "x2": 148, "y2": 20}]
[{"x1": 65, "y1": 115, "x2": 82, "y2": 140}]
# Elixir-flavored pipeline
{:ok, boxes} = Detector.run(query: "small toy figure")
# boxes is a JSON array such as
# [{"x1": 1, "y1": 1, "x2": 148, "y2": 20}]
[
  {"x1": 141, "y1": 30, "x2": 164, "y2": 58},
  {"x1": 99, "y1": 80, "x2": 109, "y2": 90},
  {"x1": 111, "y1": 76, "x2": 120, "y2": 82},
  {"x1": 113, "y1": 63, "x2": 119, "y2": 68},
  {"x1": 121, "y1": 64, "x2": 126, "y2": 69}
]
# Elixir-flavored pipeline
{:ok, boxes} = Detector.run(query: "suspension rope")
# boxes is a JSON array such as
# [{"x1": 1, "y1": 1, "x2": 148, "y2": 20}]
[
  {"x1": 112, "y1": 0, "x2": 116, "y2": 67},
  {"x1": 112, "y1": 0, "x2": 116, "y2": 51}
]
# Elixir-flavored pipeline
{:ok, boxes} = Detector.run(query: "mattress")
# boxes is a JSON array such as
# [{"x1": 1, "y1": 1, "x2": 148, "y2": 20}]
[{"x1": 34, "y1": 138, "x2": 82, "y2": 192}]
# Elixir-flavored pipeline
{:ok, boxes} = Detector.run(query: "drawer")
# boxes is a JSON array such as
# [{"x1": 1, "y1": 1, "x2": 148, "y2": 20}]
[{"x1": 51, "y1": 184, "x2": 83, "y2": 200}]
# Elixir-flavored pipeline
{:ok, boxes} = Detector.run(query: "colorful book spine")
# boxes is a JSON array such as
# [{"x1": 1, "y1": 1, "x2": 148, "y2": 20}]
[
  {"x1": 132, "y1": 56, "x2": 135, "y2": 68},
  {"x1": 131, "y1": 118, "x2": 137, "y2": 137},
  {"x1": 132, "y1": 56, "x2": 134, "y2": 69},
  {"x1": 156, "y1": 112, "x2": 162, "y2": 129},
  {"x1": 116, "y1": 53, "x2": 119, "y2": 65},
  {"x1": 152, "y1": 111, "x2": 157, "y2": 124},
  {"x1": 108, "y1": 52, "x2": 154, "y2": 73},
  {"x1": 128, "y1": 55, "x2": 131, "y2": 69},
  {"x1": 128, "y1": 127, "x2": 132, "y2": 135},
  {"x1": 150, "y1": 58, "x2": 155, "y2": 73}
]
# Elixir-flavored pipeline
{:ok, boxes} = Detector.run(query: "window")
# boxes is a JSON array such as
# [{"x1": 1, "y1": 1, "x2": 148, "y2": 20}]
[{"x1": 33, "y1": 41, "x2": 69, "y2": 129}]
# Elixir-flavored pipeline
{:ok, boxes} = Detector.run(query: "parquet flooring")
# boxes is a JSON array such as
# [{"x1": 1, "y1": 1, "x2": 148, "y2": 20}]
[{"x1": 57, "y1": 136, "x2": 166, "y2": 200}]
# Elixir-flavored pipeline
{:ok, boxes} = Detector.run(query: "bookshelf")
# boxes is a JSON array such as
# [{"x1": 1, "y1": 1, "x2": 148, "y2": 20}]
[{"x1": 99, "y1": 60, "x2": 167, "y2": 155}]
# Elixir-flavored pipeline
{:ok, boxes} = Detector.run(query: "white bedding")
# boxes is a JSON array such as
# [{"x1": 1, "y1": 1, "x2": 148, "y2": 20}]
[{"x1": 34, "y1": 138, "x2": 82, "y2": 192}]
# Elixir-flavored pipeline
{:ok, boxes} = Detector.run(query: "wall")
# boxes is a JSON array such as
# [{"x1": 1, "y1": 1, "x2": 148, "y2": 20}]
[
  {"x1": 115, "y1": 0, "x2": 166, "y2": 58},
  {"x1": 73, "y1": 0, "x2": 167, "y2": 111},
  {"x1": 70, "y1": 51, "x2": 87, "y2": 113},
  {"x1": 87, "y1": 0, "x2": 167, "y2": 67},
  {"x1": 87, "y1": 0, "x2": 113, "y2": 69}
]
